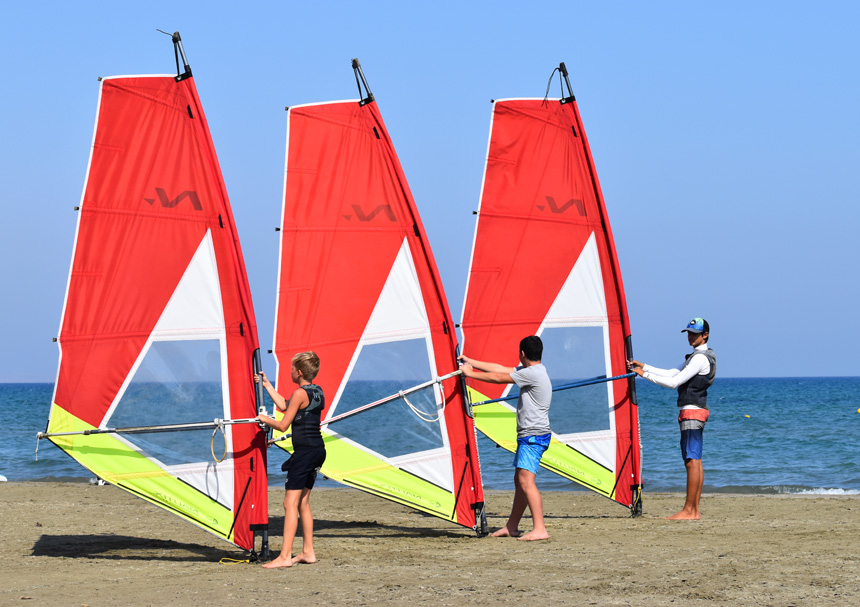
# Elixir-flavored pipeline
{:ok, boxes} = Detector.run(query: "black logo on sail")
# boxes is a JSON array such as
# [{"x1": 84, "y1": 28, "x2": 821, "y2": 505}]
[
  {"x1": 144, "y1": 188, "x2": 203, "y2": 211},
  {"x1": 537, "y1": 196, "x2": 585, "y2": 216},
  {"x1": 342, "y1": 204, "x2": 396, "y2": 222}
]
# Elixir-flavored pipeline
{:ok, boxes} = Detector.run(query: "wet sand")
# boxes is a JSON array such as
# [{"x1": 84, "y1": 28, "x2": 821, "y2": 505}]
[{"x1": 2, "y1": 482, "x2": 859, "y2": 606}]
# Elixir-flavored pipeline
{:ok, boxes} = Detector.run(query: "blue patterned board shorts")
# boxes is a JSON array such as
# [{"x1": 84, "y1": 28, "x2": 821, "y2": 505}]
[
  {"x1": 680, "y1": 428, "x2": 704, "y2": 461},
  {"x1": 514, "y1": 433, "x2": 552, "y2": 474}
]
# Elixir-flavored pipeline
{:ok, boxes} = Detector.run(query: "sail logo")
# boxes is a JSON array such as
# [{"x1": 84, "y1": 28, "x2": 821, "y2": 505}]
[
  {"x1": 144, "y1": 188, "x2": 203, "y2": 211},
  {"x1": 537, "y1": 196, "x2": 585, "y2": 216},
  {"x1": 378, "y1": 481, "x2": 441, "y2": 508},
  {"x1": 342, "y1": 204, "x2": 396, "y2": 222}
]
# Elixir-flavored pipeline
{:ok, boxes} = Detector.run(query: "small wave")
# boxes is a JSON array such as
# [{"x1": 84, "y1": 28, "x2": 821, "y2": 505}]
[
  {"x1": 794, "y1": 487, "x2": 860, "y2": 496},
  {"x1": 709, "y1": 484, "x2": 860, "y2": 495}
]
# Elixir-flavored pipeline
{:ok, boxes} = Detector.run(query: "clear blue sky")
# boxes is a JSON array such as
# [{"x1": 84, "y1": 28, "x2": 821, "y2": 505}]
[{"x1": 1, "y1": 1, "x2": 857, "y2": 382}]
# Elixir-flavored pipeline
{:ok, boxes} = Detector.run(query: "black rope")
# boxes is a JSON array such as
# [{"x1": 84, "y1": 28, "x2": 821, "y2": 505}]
[
  {"x1": 543, "y1": 67, "x2": 560, "y2": 105},
  {"x1": 156, "y1": 29, "x2": 181, "y2": 78}
]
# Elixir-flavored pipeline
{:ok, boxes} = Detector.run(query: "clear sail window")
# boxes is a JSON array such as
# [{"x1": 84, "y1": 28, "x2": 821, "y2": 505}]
[
  {"x1": 539, "y1": 326, "x2": 612, "y2": 434},
  {"x1": 109, "y1": 339, "x2": 225, "y2": 466},
  {"x1": 330, "y1": 338, "x2": 444, "y2": 458}
]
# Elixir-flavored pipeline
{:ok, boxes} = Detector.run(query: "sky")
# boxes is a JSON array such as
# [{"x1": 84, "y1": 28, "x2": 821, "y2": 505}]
[{"x1": 1, "y1": 1, "x2": 857, "y2": 382}]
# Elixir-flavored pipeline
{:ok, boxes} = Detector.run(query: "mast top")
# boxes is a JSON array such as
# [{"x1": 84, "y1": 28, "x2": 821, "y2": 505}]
[
  {"x1": 558, "y1": 62, "x2": 575, "y2": 104},
  {"x1": 158, "y1": 29, "x2": 192, "y2": 80},
  {"x1": 352, "y1": 58, "x2": 375, "y2": 106}
]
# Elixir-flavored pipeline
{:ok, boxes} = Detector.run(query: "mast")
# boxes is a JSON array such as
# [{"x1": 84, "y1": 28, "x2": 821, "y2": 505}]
[{"x1": 556, "y1": 62, "x2": 643, "y2": 514}]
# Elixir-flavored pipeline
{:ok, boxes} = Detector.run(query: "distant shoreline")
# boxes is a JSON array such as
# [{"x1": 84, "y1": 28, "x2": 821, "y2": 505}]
[{"x1": 4, "y1": 478, "x2": 859, "y2": 497}]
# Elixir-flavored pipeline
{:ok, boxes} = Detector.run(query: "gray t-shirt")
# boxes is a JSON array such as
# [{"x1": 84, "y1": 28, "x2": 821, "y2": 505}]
[{"x1": 510, "y1": 363, "x2": 552, "y2": 438}]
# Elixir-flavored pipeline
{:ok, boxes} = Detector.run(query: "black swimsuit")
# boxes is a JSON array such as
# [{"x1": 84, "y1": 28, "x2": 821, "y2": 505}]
[{"x1": 284, "y1": 384, "x2": 326, "y2": 490}]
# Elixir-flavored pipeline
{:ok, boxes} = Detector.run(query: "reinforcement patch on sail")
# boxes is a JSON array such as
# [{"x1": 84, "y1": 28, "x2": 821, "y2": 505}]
[
  {"x1": 273, "y1": 98, "x2": 484, "y2": 529},
  {"x1": 461, "y1": 97, "x2": 642, "y2": 509},
  {"x1": 47, "y1": 74, "x2": 267, "y2": 550}
]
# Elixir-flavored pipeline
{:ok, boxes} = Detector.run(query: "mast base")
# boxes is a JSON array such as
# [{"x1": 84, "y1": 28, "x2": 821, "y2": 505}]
[
  {"x1": 630, "y1": 485, "x2": 643, "y2": 517},
  {"x1": 473, "y1": 502, "x2": 488, "y2": 537},
  {"x1": 250, "y1": 523, "x2": 270, "y2": 560}
]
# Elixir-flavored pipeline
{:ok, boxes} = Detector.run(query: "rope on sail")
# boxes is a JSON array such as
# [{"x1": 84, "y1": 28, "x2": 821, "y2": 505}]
[
  {"x1": 400, "y1": 391, "x2": 444, "y2": 423},
  {"x1": 211, "y1": 423, "x2": 227, "y2": 463},
  {"x1": 323, "y1": 369, "x2": 463, "y2": 427},
  {"x1": 470, "y1": 372, "x2": 636, "y2": 407}
]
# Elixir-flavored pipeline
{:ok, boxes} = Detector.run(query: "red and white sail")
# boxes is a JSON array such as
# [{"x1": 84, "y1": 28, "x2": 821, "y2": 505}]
[
  {"x1": 46, "y1": 70, "x2": 268, "y2": 550},
  {"x1": 462, "y1": 90, "x2": 642, "y2": 510},
  {"x1": 273, "y1": 90, "x2": 485, "y2": 531}
]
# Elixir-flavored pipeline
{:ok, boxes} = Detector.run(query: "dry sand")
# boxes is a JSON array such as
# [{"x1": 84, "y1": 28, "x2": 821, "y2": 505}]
[{"x1": 2, "y1": 482, "x2": 859, "y2": 606}]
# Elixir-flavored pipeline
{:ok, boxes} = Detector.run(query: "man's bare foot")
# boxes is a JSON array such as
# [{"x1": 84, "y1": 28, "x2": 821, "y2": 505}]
[
  {"x1": 517, "y1": 530, "x2": 549, "y2": 541},
  {"x1": 667, "y1": 510, "x2": 700, "y2": 520},
  {"x1": 262, "y1": 554, "x2": 294, "y2": 568},
  {"x1": 291, "y1": 551, "x2": 317, "y2": 564},
  {"x1": 491, "y1": 526, "x2": 520, "y2": 538}
]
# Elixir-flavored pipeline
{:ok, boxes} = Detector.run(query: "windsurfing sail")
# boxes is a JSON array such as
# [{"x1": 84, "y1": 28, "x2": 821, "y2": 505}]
[
  {"x1": 41, "y1": 33, "x2": 269, "y2": 552},
  {"x1": 271, "y1": 60, "x2": 486, "y2": 533},
  {"x1": 461, "y1": 63, "x2": 642, "y2": 513}
]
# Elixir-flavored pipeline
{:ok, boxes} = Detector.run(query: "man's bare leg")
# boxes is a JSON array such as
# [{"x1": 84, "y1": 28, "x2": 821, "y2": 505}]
[
  {"x1": 668, "y1": 459, "x2": 702, "y2": 520},
  {"x1": 516, "y1": 468, "x2": 548, "y2": 541},
  {"x1": 492, "y1": 471, "x2": 527, "y2": 537}
]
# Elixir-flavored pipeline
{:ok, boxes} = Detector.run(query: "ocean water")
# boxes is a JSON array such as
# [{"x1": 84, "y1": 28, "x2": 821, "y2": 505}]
[{"x1": 4, "y1": 378, "x2": 860, "y2": 495}]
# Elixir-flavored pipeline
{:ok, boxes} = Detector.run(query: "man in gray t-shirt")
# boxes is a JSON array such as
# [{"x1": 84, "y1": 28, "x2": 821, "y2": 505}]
[{"x1": 459, "y1": 335, "x2": 552, "y2": 541}]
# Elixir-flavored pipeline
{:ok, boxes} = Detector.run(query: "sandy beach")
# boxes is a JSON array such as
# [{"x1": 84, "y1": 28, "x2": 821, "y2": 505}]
[{"x1": 2, "y1": 482, "x2": 858, "y2": 606}]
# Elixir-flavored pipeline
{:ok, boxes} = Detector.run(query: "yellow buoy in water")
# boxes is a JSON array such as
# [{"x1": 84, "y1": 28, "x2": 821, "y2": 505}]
[{"x1": 744, "y1": 415, "x2": 751, "y2": 418}]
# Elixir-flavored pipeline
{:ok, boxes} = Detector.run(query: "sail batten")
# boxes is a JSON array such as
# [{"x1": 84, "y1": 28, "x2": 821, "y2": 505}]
[{"x1": 462, "y1": 84, "x2": 642, "y2": 511}]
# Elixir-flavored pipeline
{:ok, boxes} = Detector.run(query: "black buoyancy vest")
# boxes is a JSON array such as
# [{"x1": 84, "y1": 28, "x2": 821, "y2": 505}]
[
  {"x1": 291, "y1": 384, "x2": 325, "y2": 449},
  {"x1": 677, "y1": 348, "x2": 717, "y2": 408}
]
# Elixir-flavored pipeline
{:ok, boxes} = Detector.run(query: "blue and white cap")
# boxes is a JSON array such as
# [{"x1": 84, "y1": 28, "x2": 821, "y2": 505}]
[{"x1": 682, "y1": 317, "x2": 709, "y2": 334}]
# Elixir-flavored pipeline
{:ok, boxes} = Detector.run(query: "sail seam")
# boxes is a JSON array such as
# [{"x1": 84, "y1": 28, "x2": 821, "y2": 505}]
[
  {"x1": 472, "y1": 212, "x2": 604, "y2": 228},
  {"x1": 79, "y1": 206, "x2": 213, "y2": 225}
]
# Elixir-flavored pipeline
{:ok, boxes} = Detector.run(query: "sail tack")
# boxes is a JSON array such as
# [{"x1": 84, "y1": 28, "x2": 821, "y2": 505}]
[
  {"x1": 461, "y1": 92, "x2": 642, "y2": 510},
  {"x1": 47, "y1": 71, "x2": 268, "y2": 550},
  {"x1": 273, "y1": 90, "x2": 485, "y2": 531}
]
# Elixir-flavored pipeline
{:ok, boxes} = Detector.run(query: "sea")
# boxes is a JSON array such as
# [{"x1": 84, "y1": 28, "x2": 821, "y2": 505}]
[{"x1": 3, "y1": 377, "x2": 859, "y2": 495}]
